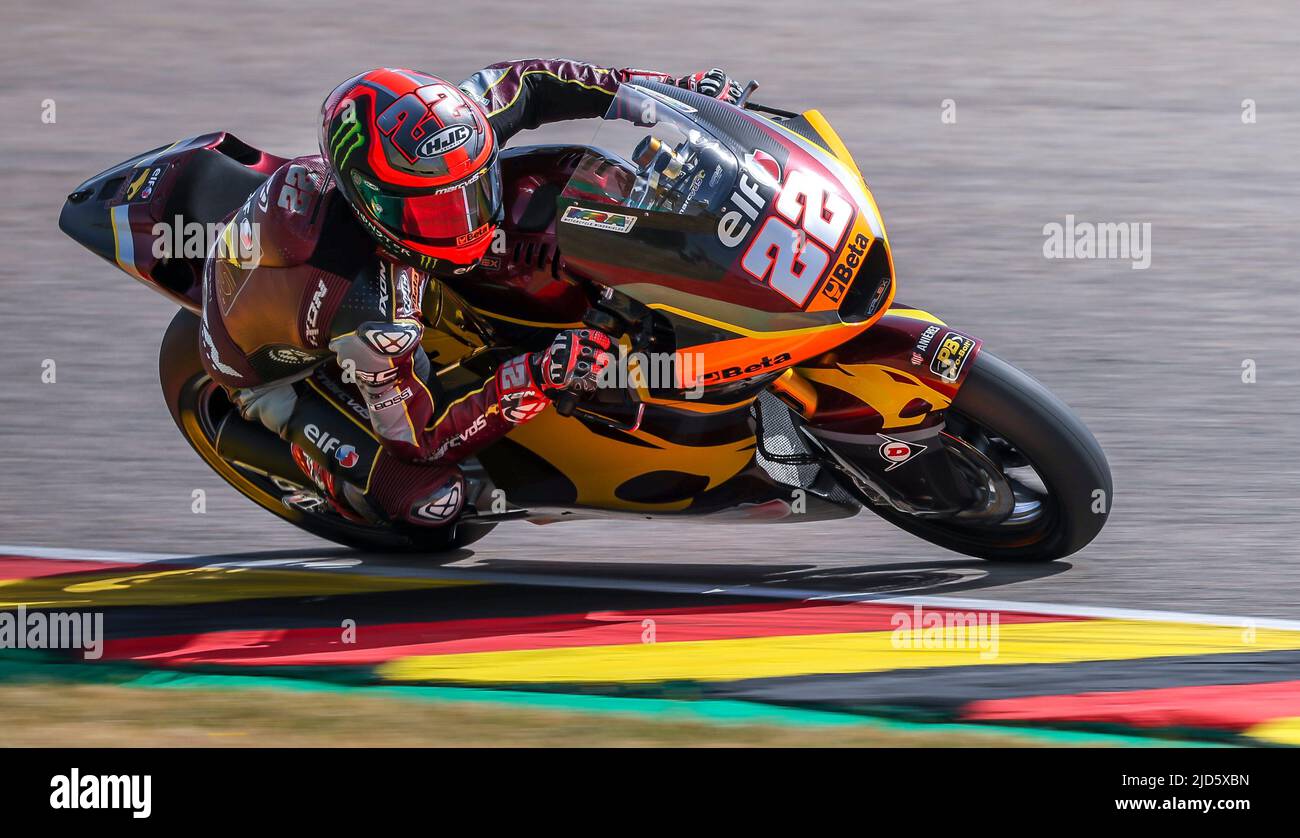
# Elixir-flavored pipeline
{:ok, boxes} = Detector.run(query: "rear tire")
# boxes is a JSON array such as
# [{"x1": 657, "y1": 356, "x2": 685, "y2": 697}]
[
  {"x1": 159, "y1": 309, "x2": 494, "y2": 553},
  {"x1": 864, "y1": 352, "x2": 1112, "y2": 562}
]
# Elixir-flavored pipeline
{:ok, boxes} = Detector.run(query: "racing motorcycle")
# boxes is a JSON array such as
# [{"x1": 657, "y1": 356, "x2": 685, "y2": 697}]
[{"x1": 58, "y1": 81, "x2": 1111, "y2": 561}]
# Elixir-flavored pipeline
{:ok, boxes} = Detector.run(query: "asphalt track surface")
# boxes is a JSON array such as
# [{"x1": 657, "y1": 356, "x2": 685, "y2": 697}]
[
  {"x1": 4, "y1": 1, "x2": 1300, "y2": 625},
  {"x1": 4, "y1": 543, "x2": 1300, "y2": 745}
]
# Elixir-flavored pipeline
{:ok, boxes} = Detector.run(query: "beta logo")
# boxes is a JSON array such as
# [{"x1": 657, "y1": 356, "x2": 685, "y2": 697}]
[
  {"x1": 878, "y1": 433, "x2": 926, "y2": 471},
  {"x1": 699, "y1": 352, "x2": 793, "y2": 383}
]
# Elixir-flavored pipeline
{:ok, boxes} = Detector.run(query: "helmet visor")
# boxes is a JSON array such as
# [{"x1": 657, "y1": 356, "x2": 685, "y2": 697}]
[{"x1": 356, "y1": 164, "x2": 502, "y2": 249}]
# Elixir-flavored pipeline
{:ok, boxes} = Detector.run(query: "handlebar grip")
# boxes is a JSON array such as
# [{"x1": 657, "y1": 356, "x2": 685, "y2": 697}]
[
  {"x1": 583, "y1": 308, "x2": 622, "y2": 335},
  {"x1": 553, "y1": 392, "x2": 578, "y2": 417}
]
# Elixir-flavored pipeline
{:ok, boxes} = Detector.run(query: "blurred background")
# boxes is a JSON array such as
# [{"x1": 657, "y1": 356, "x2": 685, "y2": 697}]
[{"x1": 3, "y1": 0, "x2": 1299, "y2": 616}]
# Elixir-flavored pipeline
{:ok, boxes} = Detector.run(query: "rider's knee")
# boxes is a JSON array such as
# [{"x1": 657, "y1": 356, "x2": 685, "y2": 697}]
[{"x1": 367, "y1": 453, "x2": 466, "y2": 528}]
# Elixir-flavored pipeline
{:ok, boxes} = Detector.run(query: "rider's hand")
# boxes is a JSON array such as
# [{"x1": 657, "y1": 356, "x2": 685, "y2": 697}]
[
  {"x1": 677, "y1": 69, "x2": 744, "y2": 104},
  {"x1": 532, "y1": 329, "x2": 616, "y2": 397}
]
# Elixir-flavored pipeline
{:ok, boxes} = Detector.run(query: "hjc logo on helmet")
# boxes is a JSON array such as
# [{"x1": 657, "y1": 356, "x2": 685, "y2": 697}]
[{"x1": 416, "y1": 125, "x2": 473, "y2": 158}]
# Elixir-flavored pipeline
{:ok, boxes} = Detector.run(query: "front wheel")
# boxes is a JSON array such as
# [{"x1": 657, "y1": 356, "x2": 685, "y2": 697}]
[{"x1": 862, "y1": 352, "x2": 1112, "y2": 562}]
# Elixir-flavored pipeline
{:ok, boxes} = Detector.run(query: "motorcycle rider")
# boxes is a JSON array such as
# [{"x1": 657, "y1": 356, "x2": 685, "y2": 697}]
[{"x1": 199, "y1": 59, "x2": 743, "y2": 530}]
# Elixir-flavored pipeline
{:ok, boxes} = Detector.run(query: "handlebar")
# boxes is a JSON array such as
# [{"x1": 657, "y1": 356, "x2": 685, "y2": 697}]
[
  {"x1": 550, "y1": 306, "x2": 645, "y2": 432},
  {"x1": 736, "y1": 80, "x2": 800, "y2": 119}
]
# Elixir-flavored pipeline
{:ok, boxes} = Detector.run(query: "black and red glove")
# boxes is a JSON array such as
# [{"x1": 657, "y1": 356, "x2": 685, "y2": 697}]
[
  {"x1": 677, "y1": 68, "x2": 744, "y2": 104},
  {"x1": 530, "y1": 329, "x2": 617, "y2": 398}
]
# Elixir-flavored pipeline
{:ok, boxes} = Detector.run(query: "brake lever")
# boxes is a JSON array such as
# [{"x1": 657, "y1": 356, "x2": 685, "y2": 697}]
[
  {"x1": 548, "y1": 305, "x2": 646, "y2": 431},
  {"x1": 571, "y1": 401, "x2": 645, "y2": 433},
  {"x1": 736, "y1": 79, "x2": 760, "y2": 108}
]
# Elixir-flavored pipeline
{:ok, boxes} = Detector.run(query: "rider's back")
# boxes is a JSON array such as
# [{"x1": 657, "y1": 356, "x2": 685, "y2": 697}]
[{"x1": 200, "y1": 154, "x2": 374, "y2": 389}]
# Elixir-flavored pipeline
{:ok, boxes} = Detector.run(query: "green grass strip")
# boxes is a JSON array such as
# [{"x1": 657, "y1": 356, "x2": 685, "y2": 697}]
[{"x1": 0, "y1": 653, "x2": 1224, "y2": 747}]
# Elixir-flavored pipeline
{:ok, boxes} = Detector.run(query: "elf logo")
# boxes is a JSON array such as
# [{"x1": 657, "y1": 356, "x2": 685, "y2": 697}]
[
  {"x1": 305, "y1": 424, "x2": 343, "y2": 458},
  {"x1": 715, "y1": 151, "x2": 784, "y2": 248},
  {"x1": 716, "y1": 170, "x2": 769, "y2": 247}
]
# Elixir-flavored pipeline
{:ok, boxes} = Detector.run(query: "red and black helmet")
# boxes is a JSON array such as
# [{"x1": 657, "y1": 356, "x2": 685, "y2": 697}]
[{"x1": 320, "y1": 68, "x2": 501, "y2": 271}]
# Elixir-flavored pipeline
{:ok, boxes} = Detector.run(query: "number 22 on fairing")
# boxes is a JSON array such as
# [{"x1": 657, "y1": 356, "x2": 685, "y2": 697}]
[{"x1": 740, "y1": 168, "x2": 854, "y2": 307}]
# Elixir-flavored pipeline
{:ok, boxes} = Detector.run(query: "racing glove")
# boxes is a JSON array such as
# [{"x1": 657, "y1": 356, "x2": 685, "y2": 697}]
[
  {"x1": 677, "y1": 68, "x2": 744, "y2": 104},
  {"x1": 530, "y1": 328, "x2": 616, "y2": 398}
]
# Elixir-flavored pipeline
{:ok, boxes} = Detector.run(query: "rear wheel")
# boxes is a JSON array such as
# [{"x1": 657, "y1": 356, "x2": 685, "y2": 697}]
[
  {"x1": 860, "y1": 352, "x2": 1112, "y2": 562},
  {"x1": 159, "y1": 310, "x2": 494, "y2": 553}
]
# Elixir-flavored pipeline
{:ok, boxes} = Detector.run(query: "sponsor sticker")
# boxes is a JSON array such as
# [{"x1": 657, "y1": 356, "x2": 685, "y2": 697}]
[
  {"x1": 412, "y1": 481, "x2": 462, "y2": 521},
  {"x1": 312, "y1": 368, "x2": 370, "y2": 421},
  {"x1": 354, "y1": 367, "x2": 400, "y2": 387},
  {"x1": 370, "y1": 388, "x2": 413, "y2": 411},
  {"x1": 269, "y1": 346, "x2": 316, "y2": 365},
  {"x1": 303, "y1": 278, "x2": 329, "y2": 345},
  {"x1": 416, "y1": 124, "x2": 472, "y2": 158},
  {"x1": 878, "y1": 433, "x2": 927, "y2": 471},
  {"x1": 335, "y1": 444, "x2": 359, "y2": 469},
  {"x1": 362, "y1": 324, "x2": 419, "y2": 355},
  {"x1": 929, "y1": 331, "x2": 976, "y2": 383},
  {"x1": 699, "y1": 352, "x2": 792, "y2": 383},
  {"x1": 125, "y1": 166, "x2": 163, "y2": 202},
  {"x1": 561, "y1": 205, "x2": 637, "y2": 233},
  {"x1": 455, "y1": 224, "x2": 490, "y2": 248}
]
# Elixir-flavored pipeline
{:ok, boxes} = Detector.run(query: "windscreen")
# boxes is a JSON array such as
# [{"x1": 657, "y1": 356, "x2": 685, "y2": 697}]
[{"x1": 561, "y1": 85, "x2": 740, "y2": 218}]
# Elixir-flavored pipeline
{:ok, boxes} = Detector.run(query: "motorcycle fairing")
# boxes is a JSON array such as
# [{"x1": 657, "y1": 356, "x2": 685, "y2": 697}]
[
  {"x1": 557, "y1": 83, "x2": 896, "y2": 391},
  {"x1": 795, "y1": 307, "x2": 982, "y2": 434},
  {"x1": 790, "y1": 308, "x2": 986, "y2": 515},
  {"x1": 468, "y1": 388, "x2": 850, "y2": 520},
  {"x1": 58, "y1": 132, "x2": 288, "y2": 312}
]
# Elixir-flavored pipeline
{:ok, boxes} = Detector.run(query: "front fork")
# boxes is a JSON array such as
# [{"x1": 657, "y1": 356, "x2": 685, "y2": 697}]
[{"x1": 769, "y1": 306, "x2": 988, "y2": 518}]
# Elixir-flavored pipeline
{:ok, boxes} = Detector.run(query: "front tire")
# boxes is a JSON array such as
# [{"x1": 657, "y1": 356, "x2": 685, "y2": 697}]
[{"x1": 865, "y1": 352, "x2": 1112, "y2": 562}]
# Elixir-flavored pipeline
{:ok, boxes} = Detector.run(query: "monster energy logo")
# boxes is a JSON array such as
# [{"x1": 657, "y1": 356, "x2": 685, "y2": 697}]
[{"x1": 330, "y1": 115, "x2": 364, "y2": 169}]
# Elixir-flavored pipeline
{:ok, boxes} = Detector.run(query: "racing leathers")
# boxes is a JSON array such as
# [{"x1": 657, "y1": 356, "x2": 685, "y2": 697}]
[{"x1": 199, "y1": 58, "x2": 734, "y2": 528}]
